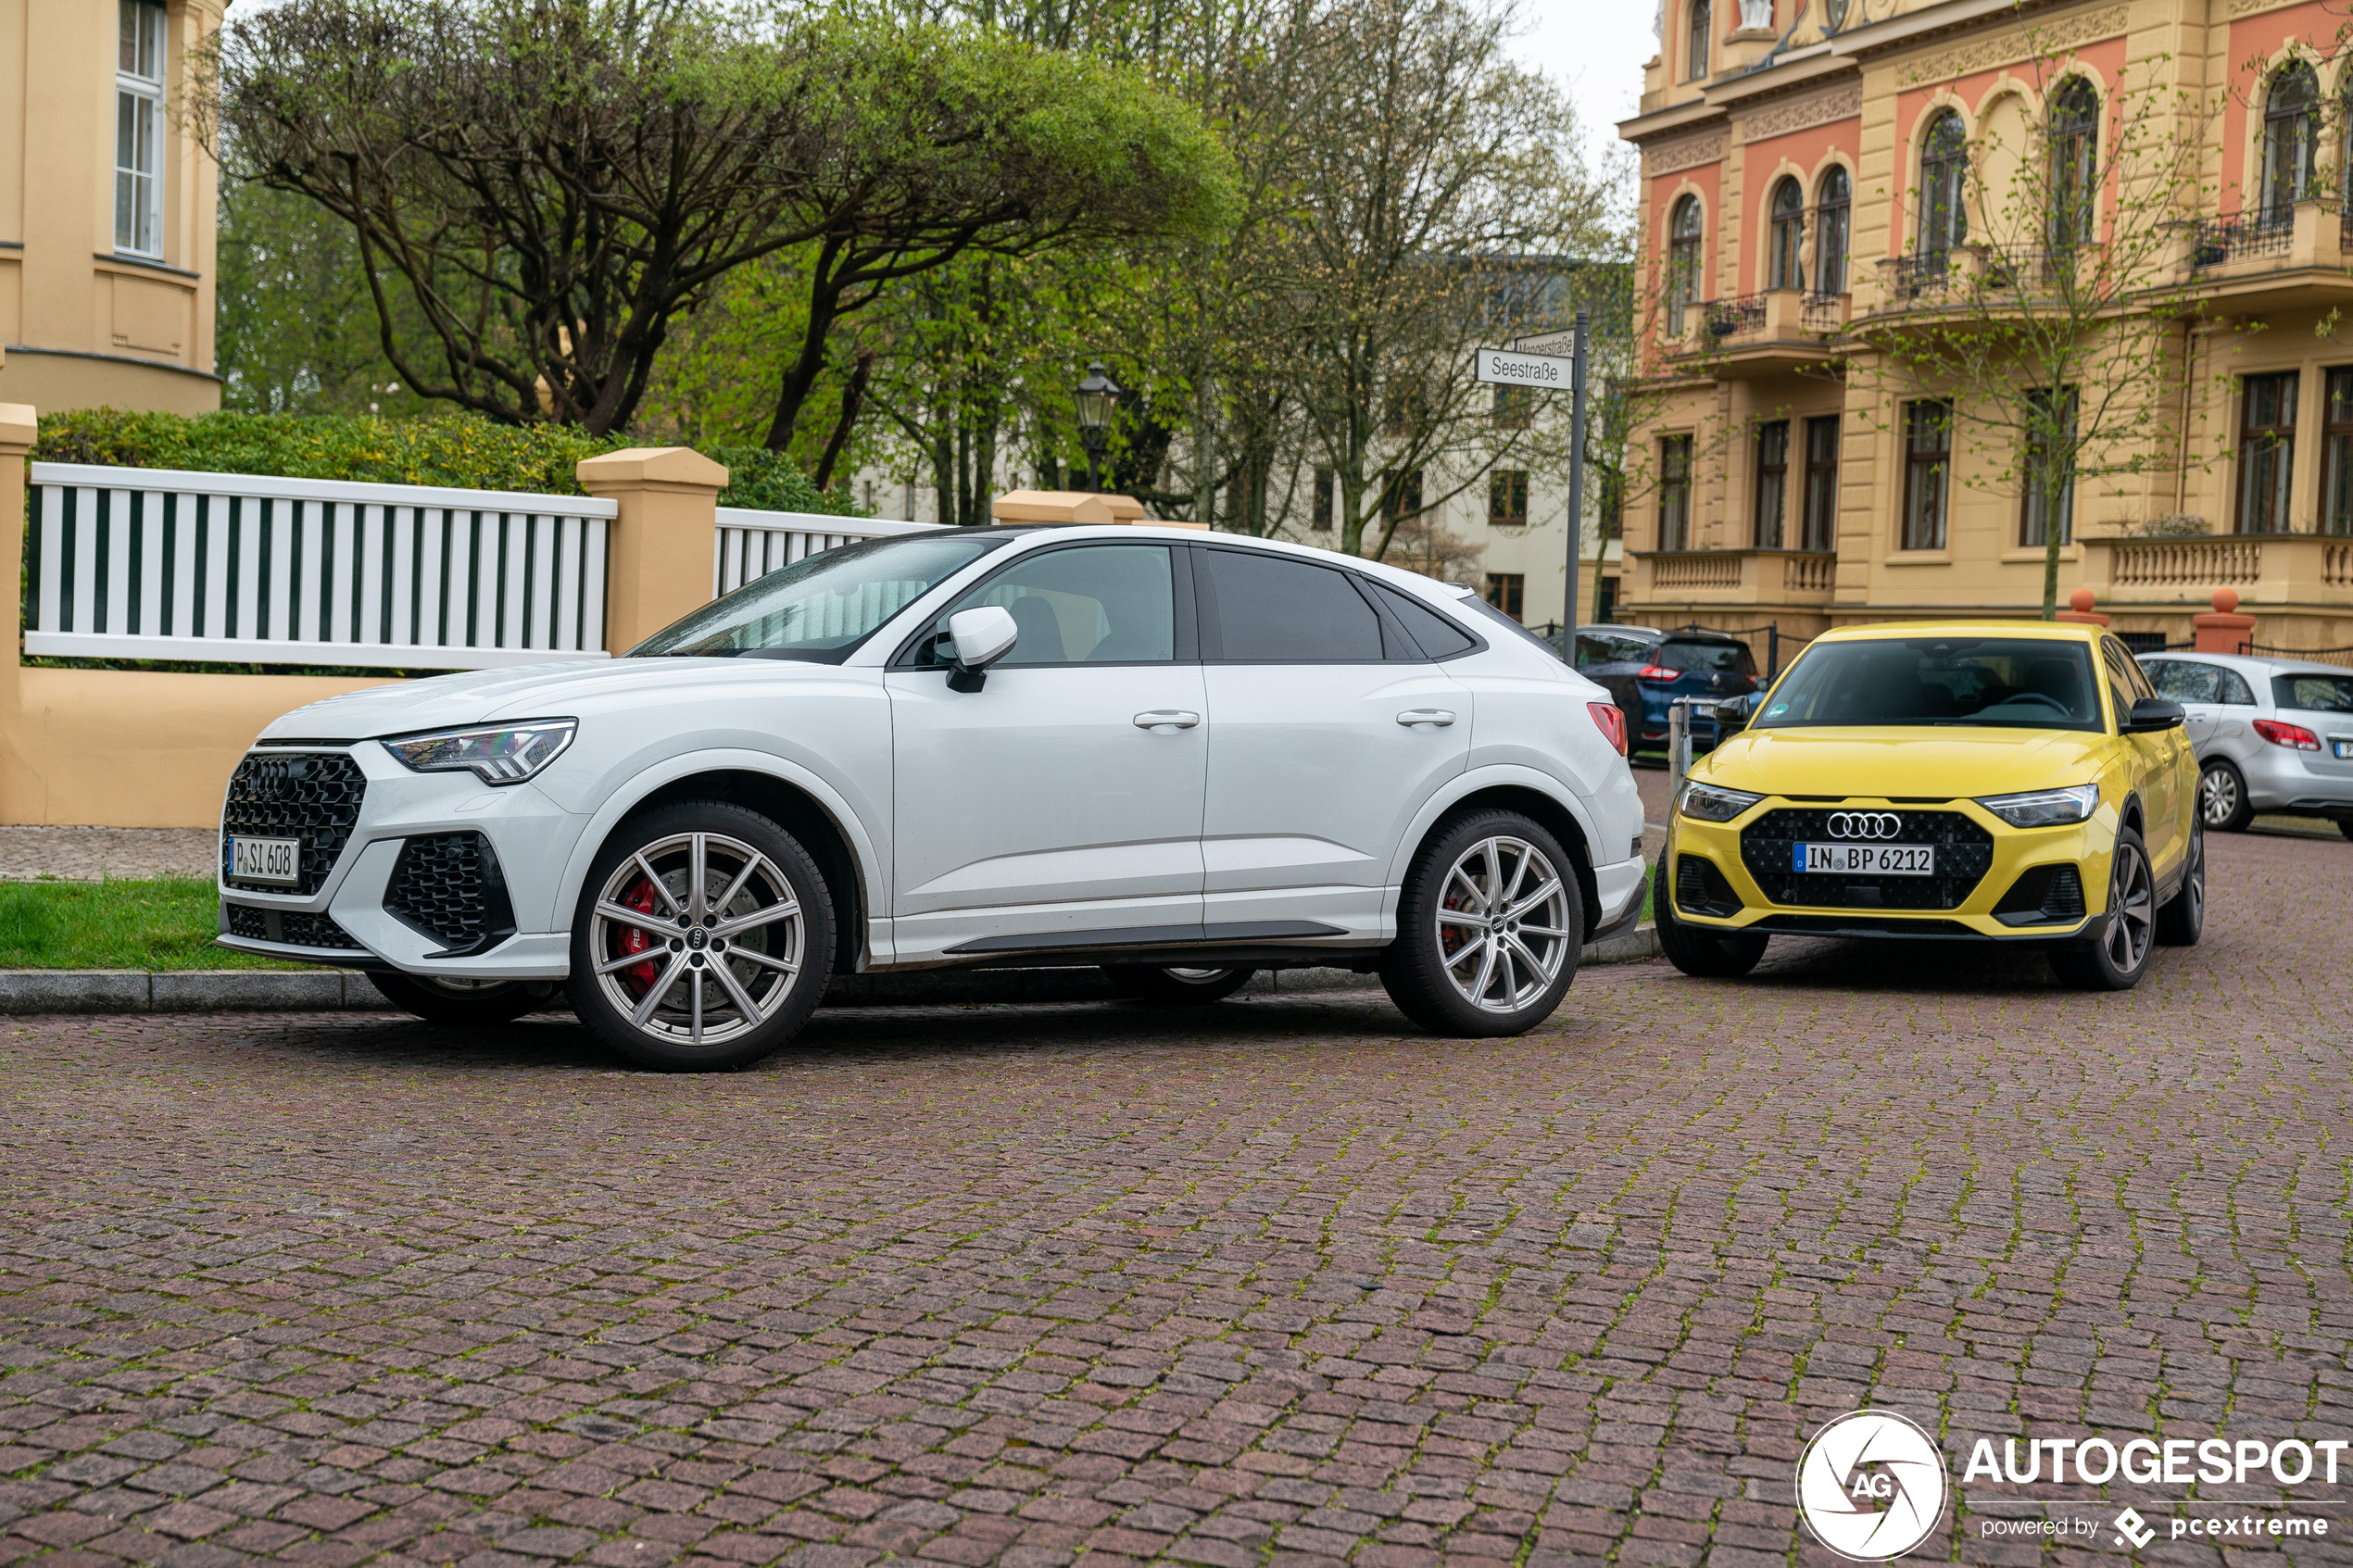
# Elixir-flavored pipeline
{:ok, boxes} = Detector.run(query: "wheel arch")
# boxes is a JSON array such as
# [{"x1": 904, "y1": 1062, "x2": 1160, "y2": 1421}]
[
  {"x1": 556, "y1": 753, "x2": 884, "y2": 976},
  {"x1": 1392, "y1": 770, "x2": 1604, "y2": 938}
]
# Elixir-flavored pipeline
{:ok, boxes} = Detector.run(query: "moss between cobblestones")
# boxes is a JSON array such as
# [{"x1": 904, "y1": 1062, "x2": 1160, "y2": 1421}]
[{"x1": 0, "y1": 876, "x2": 304, "y2": 970}]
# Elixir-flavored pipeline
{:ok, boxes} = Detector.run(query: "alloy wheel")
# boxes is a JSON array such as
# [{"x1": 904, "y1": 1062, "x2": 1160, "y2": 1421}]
[
  {"x1": 2102, "y1": 839, "x2": 2155, "y2": 974},
  {"x1": 2184, "y1": 826, "x2": 2206, "y2": 929},
  {"x1": 2198, "y1": 764, "x2": 2240, "y2": 828},
  {"x1": 1433, "y1": 835, "x2": 1575, "y2": 1013},
  {"x1": 588, "y1": 831, "x2": 804, "y2": 1048}
]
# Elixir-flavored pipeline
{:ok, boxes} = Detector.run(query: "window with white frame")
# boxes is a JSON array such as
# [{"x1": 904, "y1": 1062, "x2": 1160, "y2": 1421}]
[{"x1": 115, "y1": 0, "x2": 168, "y2": 257}]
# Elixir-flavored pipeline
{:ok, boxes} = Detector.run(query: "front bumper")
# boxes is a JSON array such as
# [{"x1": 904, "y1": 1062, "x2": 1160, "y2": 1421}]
[
  {"x1": 216, "y1": 744, "x2": 585, "y2": 979},
  {"x1": 1663, "y1": 795, "x2": 2112, "y2": 941}
]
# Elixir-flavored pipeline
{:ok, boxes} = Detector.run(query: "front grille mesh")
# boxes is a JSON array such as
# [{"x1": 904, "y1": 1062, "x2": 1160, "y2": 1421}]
[
  {"x1": 220, "y1": 751, "x2": 368, "y2": 895},
  {"x1": 384, "y1": 832, "x2": 512, "y2": 953},
  {"x1": 1739, "y1": 809, "x2": 1994, "y2": 911},
  {"x1": 224, "y1": 902, "x2": 364, "y2": 951}
]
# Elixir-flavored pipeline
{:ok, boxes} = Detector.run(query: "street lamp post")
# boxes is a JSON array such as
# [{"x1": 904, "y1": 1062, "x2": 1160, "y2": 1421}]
[{"x1": 1074, "y1": 361, "x2": 1122, "y2": 493}]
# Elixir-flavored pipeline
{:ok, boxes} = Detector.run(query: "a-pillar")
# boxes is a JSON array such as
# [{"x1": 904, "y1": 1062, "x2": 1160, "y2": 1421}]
[{"x1": 577, "y1": 447, "x2": 731, "y2": 654}]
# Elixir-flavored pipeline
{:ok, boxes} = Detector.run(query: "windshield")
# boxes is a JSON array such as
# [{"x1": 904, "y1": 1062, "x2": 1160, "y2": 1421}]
[
  {"x1": 1753, "y1": 637, "x2": 2105, "y2": 731},
  {"x1": 2273, "y1": 672, "x2": 2353, "y2": 713},
  {"x1": 1657, "y1": 638, "x2": 1753, "y2": 674},
  {"x1": 629, "y1": 532, "x2": 1006, "y2": 662}
]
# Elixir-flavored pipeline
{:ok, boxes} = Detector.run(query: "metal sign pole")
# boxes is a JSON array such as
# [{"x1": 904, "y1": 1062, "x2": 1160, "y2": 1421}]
[{"x1": 1565, "y1": 309, "x2": 1590, "y2": 656}]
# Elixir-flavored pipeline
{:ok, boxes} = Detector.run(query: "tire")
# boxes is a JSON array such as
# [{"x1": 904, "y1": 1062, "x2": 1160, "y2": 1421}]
[
  {"x1": 2155, "y1": 818, "x2": 2206, "y2": 947},
  {"x1": 2048, "y1": 823, "x2": 2157, "y2": 991},
  {"x1": 1378, "y1": 809, "x2": 1585, "y2": 1036},
  {"x1": 1103, "y1": 965, "x2": 1256, "y2": 1004},
  {"x1": 2197, "y1": 757, "x2": 2253, "y2": 833},
  {"x1": 2339, "y1": 820, "x2": 2353, "y2": 843},
  {"x1": 568, "y1": 801, "x2": 835, "y2": 1072},
  {"x1": 1653, "y1": 857, "x2": 1768, "y2": 978},
  {"x1": 368, "y1": 972, "x2": 554, "y2": 1027}
]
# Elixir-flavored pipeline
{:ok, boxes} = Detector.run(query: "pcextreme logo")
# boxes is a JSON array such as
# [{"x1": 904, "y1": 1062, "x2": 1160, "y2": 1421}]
[{"x1": 1794, "y1": 1410, "x2": 1951, "y2": 1562}]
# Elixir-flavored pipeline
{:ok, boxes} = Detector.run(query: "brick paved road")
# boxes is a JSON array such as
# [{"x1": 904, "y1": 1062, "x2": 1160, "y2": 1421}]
[{"x1": 5, "y1": 829, "x2": 2351, "y2": 1568}]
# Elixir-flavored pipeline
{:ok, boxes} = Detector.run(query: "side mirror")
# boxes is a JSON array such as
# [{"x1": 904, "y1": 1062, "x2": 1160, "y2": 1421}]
[
  {"x1": 943, "y1": 605, "x2": 1019, "y2": 692},
  {"x1": 1712, "y1": 695, "x2": 1755, "y2": 731},
  {"x1": 2123, "y1": 696, "x2": 2186, "y2": 733}
]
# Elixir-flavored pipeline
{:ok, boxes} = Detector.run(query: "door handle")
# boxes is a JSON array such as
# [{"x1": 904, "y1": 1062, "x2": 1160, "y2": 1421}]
[
  {"x1": 1133, "y1": 709, "x2": 1201, "y2": 731},
  {"x1": 1396, "y1": 709, "x2": 1456, "y2": 728}
]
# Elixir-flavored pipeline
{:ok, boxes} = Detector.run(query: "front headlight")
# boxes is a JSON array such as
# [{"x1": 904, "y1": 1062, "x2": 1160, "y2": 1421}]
[
  {"x1": 1676, "y1": 781, "x2": 1765, "y2": 822},
  {"x1": 380, "y1": 719, "x2": 576, "y2": 785},
  {"x1": 1975, "y1": 784, "x2": 2099, "y2": 828}
]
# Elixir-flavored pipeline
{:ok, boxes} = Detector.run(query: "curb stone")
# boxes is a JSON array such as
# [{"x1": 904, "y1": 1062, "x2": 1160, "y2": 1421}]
[{"x1": 0, "y1": 925, "x2": 1660, "y2": 1014}]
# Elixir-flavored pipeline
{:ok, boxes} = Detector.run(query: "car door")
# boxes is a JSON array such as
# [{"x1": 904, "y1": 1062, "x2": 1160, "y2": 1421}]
[
  {"x1": 884, "y1": 541, "x2": 1206, "y2": 960},
  {"x1": 2103, "y1": 636, "x2": 2183, "y2": 874},
  {"x1": 1194, "y1": 546, "x2": 1471, "y2": 937},
  {"x1": 2145, "y1": 659, "x2": 2224, "y2": 755}
]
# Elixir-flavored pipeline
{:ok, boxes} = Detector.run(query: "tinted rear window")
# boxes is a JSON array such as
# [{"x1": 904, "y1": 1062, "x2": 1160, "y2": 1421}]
[
  {"x1": 1203, "y1": 549, "x2": 1383, "y2": 662},
  {"x1": 1367, "y1": 582, "x2": 1478, "y2": 659},
  {"x1": 1657, "y1": 638, "x2": 1755, "y2": 674},
  {"x1": 2274, "y1": 673, "x2": 2353, "y2": 713}
]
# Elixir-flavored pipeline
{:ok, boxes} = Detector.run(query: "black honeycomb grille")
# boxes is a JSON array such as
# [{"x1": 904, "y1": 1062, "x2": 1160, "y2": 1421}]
[
  {"x1": 384, "y1": 832, "x2": 515, "y2": 956},
  {"x1": 1739, "y1": 808, "x2": 1994, "y2": 911},
  {"x1": 221, "y1": 751, "x2": 368, "y2": 895},
  {"x1": 224, "y1": 902, "x2": 364, "y2": 950}
]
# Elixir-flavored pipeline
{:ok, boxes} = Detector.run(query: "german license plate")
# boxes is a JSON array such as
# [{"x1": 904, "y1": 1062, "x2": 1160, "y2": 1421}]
[
  {"x1": 2334, "y1": 739, "x2": 2353, "y2": 759},
  {"x1": 1793, "y1": 843, "x2": 1935, "y2": 876},
  {"x1": 229, "y1": 835, "x2": 301, "y2": 885}
]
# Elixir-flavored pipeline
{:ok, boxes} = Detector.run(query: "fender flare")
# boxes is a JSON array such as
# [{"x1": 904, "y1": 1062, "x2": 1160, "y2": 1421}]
[
  {"x1": 1383, "y1": 764, "x2": 1606, "y2": 887},
  {"x1": 551, "y1": 748, "x2": 887, "y2": 946}
]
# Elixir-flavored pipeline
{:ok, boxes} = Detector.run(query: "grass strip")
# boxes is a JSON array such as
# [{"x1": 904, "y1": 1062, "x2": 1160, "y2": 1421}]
[{"x1": 0, "y1": 877, "x2": 308, "y2": 970}]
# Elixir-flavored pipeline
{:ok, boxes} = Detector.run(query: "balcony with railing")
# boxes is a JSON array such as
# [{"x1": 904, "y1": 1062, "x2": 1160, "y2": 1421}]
[
  {"x1": 2079, "y1": 532, "x2": 2353, "y2": 628},
  {"x1": 2175, "y1": 199, "x2": 2353, "y2": 311},
  {"x1": 1665, "y1": 287, "x2": 1850, "y2": 378},
  {"x1": 1629, "y1": 546, "x2": 1840, "y2": 606}
]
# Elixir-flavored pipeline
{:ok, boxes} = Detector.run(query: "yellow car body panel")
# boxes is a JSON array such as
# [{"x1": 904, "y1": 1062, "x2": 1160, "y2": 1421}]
[{"x1": 1666, "y1": 621, "x2": 2198, "y2": 939}]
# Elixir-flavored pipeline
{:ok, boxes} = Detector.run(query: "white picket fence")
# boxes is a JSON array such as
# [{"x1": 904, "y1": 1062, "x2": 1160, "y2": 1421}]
[
  {"x1": 21, "y1": 465, "x2": 942, "y2": 670},
  {"x1": 713, "y1": 508, "x2": 938, "y2": 596},
  {"x1": 25, "y1": 465, "x2": 617, "y2": 669}
]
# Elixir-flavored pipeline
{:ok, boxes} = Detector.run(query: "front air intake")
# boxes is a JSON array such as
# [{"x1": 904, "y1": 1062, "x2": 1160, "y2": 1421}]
[{"x1": 384, "y1": 832, "x2": 517, "y2": 957}]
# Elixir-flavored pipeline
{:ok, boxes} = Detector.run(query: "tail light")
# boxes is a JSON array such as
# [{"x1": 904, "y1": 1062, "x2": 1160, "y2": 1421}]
[
  {"x1": 2255, "y1": 718, "x2": 2322, "y2": 751},
  {"x1": 1588, "y1": 701, "x2": 1628, "y2": 755},
  {"x1": 1638, "y1": 664, "x2": 1678, "y2": 682}
]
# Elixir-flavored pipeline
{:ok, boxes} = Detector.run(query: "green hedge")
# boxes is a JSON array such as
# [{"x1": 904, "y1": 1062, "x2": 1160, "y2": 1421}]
[{"x1": 31, "y1": 409, "x2": 862, "y2": 515}]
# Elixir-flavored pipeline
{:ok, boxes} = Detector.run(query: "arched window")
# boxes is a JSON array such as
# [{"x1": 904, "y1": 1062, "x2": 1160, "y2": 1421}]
[
  {"x1": 2048, "y1": 78, "x2": 2099, "y2": 252},
  {"x1": 1685, "y1": 0, "x2": 1711, "y2": 82},
  {"x1": 1815, "y1": 166, "x2": 1852, "y2": 295},
  {"x1": 1668, "y1": 195, "x2": 1704, "y2": 332},
  {"x1": 1919, "y1": 109, "x2": 1969, "y2": 257},
  {"x1": 1768, "y1": 177, "x2": 1805, "y2": 290},
  {"x1": 2262, "y1": 61, "x2": 2319, "y2": 220}
]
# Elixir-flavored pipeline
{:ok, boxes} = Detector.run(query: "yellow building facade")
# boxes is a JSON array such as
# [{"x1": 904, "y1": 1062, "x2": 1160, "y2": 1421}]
[
  {"x1": 0, "y1": 0, "x2": 221, "y2": 415},
  {"x1": 1618, "y1": 0, "x2": 2353, "y2": 652}
]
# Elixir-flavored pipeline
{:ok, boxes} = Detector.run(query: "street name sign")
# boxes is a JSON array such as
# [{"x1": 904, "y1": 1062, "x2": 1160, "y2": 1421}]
[{"x1": 1475, "y1": 346, "x2": 1575, "y2": 389}]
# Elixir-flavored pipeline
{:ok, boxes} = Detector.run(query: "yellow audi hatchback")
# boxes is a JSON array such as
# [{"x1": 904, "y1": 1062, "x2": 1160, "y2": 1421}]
[{"x1": 1658, "y1": 621, "x2": 2203, "y2": 990}]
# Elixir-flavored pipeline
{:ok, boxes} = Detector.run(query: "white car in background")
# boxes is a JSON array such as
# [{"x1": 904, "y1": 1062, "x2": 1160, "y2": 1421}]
[
  {"x1": 217, "y1": 526, "x2": 1645, "y2": 1069},
  {"x1": 2139, "y1": 651, "x2": 2353, "y2": 838}
]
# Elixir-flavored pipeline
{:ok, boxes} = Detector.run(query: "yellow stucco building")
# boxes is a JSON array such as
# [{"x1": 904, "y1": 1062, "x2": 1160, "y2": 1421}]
[
  {"x1": 0, "y1": 0, "x2": 220, "y2": 414},
  {"x1": 1618, "y1": 0, "x2": 2353, "y2": 652}
]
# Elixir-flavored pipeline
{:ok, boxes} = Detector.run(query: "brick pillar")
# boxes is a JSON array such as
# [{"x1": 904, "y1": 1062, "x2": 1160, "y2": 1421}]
[
  {"x1": 0, "y1": 404, "x2": 35, "y2": 823},
  {"x1": 577, "y1": 446, "x2": 730, "y2": 654},
  {"x1": 2193, "y1": 587, "x2": 2256, "y2": 655}
]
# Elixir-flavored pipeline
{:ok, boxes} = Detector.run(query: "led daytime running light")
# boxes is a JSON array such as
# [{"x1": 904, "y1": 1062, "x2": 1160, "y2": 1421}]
[{"x1": 381, "y1": 719, "x2": 577, "y2": 785}]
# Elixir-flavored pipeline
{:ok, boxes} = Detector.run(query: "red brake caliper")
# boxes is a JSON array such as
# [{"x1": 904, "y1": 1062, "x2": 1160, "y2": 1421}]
[{"x1": 616, "y1": 875, "x2": 661, "y2": 994}]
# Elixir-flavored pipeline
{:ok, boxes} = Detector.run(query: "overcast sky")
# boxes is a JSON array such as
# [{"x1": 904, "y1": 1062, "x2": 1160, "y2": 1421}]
[{"x1": 1505, "y1": 0, "x2": 1655, "y2": 166}]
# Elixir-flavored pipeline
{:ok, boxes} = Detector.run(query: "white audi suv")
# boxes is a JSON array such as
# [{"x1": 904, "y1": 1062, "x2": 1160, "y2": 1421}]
[{"x1": 217, "y1": 526, "x2": 1645, "y2": 1068}]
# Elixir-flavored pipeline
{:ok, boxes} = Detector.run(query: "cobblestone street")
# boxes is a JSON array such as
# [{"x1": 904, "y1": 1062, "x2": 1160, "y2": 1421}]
[{"x1": 4, "y1": 827, "x2": 2351, "y2": 1568}]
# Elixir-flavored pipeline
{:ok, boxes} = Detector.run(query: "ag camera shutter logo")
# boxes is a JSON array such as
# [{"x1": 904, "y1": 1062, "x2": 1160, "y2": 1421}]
[{"x1": 1795, "y1": 1410, "x2": 1950, "y2": 1561}]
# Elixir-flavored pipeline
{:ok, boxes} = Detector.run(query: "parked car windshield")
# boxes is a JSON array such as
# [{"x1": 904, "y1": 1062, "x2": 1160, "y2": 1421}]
[
  {"x1": 1656, "y1": 638, "x2": 1755, "y2": 674},
  {"x1": 1752, "y1": 637, "x2": 2104, "y2": 731},
  {"x1": 630, "y1": 532, "x2": 1007, "y2": 663},
  {"x1": 2273, "y1": 672, "x2": 2353, "y2": 713}
]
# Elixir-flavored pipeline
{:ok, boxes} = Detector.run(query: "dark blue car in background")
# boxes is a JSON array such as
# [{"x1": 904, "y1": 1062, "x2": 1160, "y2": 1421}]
[{"x1": 1567, "y1": 626, "x2": 1758, "y2": 759}]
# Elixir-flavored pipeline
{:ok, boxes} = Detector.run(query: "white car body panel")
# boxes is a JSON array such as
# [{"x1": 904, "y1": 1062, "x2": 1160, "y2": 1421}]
[{"x1": 216, "y1": 525, "x2": 1647, "y2": 985}]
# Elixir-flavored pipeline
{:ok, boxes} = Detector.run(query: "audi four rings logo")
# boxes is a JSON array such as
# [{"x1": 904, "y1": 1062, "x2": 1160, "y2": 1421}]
[{"x1": 1829, "y1": 811, "x2": 1904, "y2": 839}]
